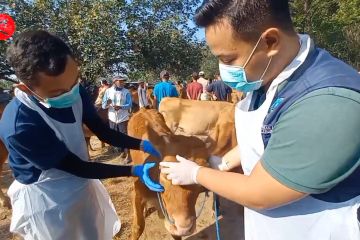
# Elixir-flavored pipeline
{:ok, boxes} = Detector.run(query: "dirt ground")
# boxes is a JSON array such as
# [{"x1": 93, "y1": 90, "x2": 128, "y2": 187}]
[{"x1": 0, "y1": 138, "x2": 244, "y2": 240}]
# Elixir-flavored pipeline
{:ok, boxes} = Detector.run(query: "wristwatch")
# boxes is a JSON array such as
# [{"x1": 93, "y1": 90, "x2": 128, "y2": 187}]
[
  {"x1": 219, "y1": 159, "x2": 231, "y2": 171},
  {"x1": 139, "y1": 140, "x2": 144, "y2": 151}
]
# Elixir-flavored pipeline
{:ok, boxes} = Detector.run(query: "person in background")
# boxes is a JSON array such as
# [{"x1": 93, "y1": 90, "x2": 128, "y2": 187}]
[
  {"x1": 175, "y1": 80, "x2": 187, "y2": 99},
  {"x1": 138, "y1": 80, "x2": 150, "y2": 109},
  {"x1": 186, "y1": 72, "x2": 203, "y2": 100},
  {"x1": 153, "y1": 70, "x2": 179, "y2": 109},
  {"x1": 198, "y1": 71, "x2": 209, "y2": 91},
  {"x1": 95, "y1": 78, "x2": 110, "y2": 109},
  {"x1": 102, "y1": 76, "x2": 132, "y2": 158},
  {"x1": 198, "y1": 71, "x2": 211, "y2": 100},
  {"x1": 207, "y1": 73, "x2": 232, "y2": 101},
  {"x1": 0, "y1": 30, "x2": 163, "y2": 240}
]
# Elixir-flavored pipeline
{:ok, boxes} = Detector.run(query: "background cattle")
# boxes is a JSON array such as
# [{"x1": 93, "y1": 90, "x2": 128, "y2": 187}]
[{"x1": 159, "y1": 98, "x2": 237, "y2": 157}]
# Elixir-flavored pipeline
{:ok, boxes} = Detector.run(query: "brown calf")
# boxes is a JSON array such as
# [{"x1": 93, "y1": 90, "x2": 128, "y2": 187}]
[
  {"x1": 128, "y1": 109, "x2": 210, "y2": 239},
  {"x1": 128, "y1": 102, "x2": 237, "y2": 239}
]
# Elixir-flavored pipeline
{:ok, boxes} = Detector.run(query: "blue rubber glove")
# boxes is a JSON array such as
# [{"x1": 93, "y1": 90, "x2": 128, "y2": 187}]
[
  {"x1": 132, "y1": 162, "x2": 164, "y2": 192},
  {"x1": 141, "y1": 140, "x2": 161, "y2": 158}
]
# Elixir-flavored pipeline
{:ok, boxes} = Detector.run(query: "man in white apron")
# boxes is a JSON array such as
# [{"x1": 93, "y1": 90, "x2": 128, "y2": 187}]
[
  {"x1": 160, "y1": 1, "x2": 360, "y2": 239},
  {"x1": 0, "y1": 30, "x2": 164, "y2": 240}
]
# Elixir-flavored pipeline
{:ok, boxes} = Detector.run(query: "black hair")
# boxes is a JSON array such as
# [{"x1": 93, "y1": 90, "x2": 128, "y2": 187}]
[
  {"x1": 6, "y1": 30, "x2": 74, "y2": 84},
  {"x1": 101, "y1": 79, "x2": 109, "y2": 85},
  {"x1": 192, "y1": 72, "x2": 199, "y2": 80},
  {"x1": 195, "y1": 0, "x2": 294, "y2": 40}
]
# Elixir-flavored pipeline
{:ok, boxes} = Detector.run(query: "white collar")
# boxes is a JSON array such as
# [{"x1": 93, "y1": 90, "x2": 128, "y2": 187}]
[{"x1": 267, "y1": 34, "x2": 313, "y2": 93}]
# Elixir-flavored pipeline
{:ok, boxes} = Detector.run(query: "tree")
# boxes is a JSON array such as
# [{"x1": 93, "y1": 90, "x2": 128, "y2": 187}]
[
  {"x1": 11, "y1": 0, "x2": 128, "y2": 83},
  {"x1": 291, "y1": 0, "x2": 360, "y2": 69},
  {"x1": 125, "y1": 0, "x2": 203, "y2": 82},
  {"x1": 1, "y1": 0, "x2": 203, "y2": 83},
  {"x1": 0, "y1": 3, "x2": 15, "y2": 82}
]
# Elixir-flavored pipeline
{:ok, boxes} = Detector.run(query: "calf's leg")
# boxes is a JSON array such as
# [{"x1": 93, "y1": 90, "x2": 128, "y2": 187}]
[{"x1": 131, "y1": 180, "x2": 146, "y2": 240}]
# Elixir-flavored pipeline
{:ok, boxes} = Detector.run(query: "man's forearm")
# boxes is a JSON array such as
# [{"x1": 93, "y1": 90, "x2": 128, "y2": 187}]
[
  {"x1": 196, "y1": 162, "x2": 306, "y2": 210},
  {"x1": 97, "y1": 125, "x2": 141, "y2": 150},
  {"x1": 196, "y1": 168, "x2": 257, "y2": 208},
  {"x1": 56, "y1": 151, "x2": 134, "y2": 179},
  {"x1": 121, "y1": 94, "x2": 132, "y2": 110},
  {"x1": 222, "y1": 145, "x2": 242, "y2": 171}
]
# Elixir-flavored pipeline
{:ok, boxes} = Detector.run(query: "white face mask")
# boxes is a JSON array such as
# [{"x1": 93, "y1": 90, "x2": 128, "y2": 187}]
[{"x1": 220, "y1": 36, "x2": 272, "y2": 93}]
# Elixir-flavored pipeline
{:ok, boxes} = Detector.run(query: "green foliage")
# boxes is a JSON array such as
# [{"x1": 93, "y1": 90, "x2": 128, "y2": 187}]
[
  {"x1": 0, "y1": 3, "x2": 15, "y2": 81},
  {"x1": 200, "y1": 46, "x2": 219, "y2": 80},
  {"x1": 125, "y1": 0, "x2": 202, "y2": 82},
  {"x1": 0, "y1": 0, "x2": 202, "y2": 84},
  {"x1": 11, "y1": 0, "x2": 127, "y2": 82},
  {"x1": 291, "y1": 0, "x2": 360, "y2": 69},
  {"x1": 1, "y1": 0, "x2": 359, "y2": 84}
]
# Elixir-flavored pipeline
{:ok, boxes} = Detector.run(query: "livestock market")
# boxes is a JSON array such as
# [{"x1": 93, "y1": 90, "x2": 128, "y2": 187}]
[{"x1": 0, "y1": 1, "x2": 359, "y2": 240}]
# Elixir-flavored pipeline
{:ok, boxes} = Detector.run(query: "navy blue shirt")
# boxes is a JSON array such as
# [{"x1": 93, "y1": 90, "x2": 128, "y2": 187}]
[
  {"x1": 207, "y1": 80, "x2": 232, "y2": 101},
  {"x1": 0, "y1": 86, "x2": 141, "y2": 184}
]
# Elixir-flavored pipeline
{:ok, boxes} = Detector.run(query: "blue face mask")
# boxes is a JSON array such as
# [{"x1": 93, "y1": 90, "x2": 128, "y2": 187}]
[
  {"x1": 43, "y1": 83, "x2": 80, "y2": 108},
  {"x1": 220, "y1": 36, "x2": 272, "y2": 93}
]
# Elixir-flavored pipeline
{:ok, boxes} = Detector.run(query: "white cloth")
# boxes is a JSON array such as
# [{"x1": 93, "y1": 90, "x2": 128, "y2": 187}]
[
  {"x1": 104, "y1": 86, "x2": 130, "y2": 123},
  {"x1": 198, "y1": 77, "x2": 209, "y2": 92},
  {"x1": 138, "y1": 86, "x2": 149, "y2": 108},
  {"x1": 9, "y1": 89, "x2": 120, "y2": 240},
  {"x1": 235, "y1": 34, "x2": 360, "y2": 240}
]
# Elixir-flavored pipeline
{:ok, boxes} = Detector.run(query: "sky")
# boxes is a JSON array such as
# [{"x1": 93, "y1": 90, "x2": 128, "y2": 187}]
[
  {"x1": 188, "y1": 20, "x2": 205, "y2": 42},
  {"x1": 195, "y1": 27, "x2": 205, "y2": 42}
]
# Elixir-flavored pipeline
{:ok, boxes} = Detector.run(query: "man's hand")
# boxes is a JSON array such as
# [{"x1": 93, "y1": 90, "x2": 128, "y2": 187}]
[
  {"x1": 160, "y1": 155, "x2": 202, "y2": 185},
  {"x1": 132, "y1": 163, "x2": 164, "y2": 192}
]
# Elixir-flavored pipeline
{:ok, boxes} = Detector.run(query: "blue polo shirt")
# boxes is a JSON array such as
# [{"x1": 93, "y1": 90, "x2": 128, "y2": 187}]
[{"x1": 153, "y1": 81, "x2": 179, "y2": 108}]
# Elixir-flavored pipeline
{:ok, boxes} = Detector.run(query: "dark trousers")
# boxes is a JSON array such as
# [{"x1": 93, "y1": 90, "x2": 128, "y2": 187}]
[{"x1": 109, "y1": 120, "x2": 128, "y2": 152}]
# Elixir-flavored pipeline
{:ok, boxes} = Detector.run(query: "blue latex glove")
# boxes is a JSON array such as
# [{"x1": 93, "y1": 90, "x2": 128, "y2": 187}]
[
  {"x1": 141, "y1": 140, "x2": 161, "y2": 158},
  {"x1": 132, "y1": 162, "x2": 164, "y2": 192}
]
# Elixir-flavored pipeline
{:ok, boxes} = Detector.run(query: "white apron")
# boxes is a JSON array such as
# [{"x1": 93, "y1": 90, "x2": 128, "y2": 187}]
[
  {"x1": 8, "y1": 89, "x2": 121, "y2": 240},
  {"x1": 235, "y1": 35, "x2": 360, "y2": 240}
]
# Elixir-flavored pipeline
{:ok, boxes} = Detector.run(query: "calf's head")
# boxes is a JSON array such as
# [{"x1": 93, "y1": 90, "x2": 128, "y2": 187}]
[{"x1": 148, "y1": 127, "x2": 210, "y2": 237}]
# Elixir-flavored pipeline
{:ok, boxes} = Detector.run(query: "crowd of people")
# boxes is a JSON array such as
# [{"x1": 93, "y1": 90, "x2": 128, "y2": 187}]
[
  {"x1": 94, "y1": 70, "x2": 234, "y2": 112},
  {"x1": 89, "y1": 69, "x2": 236, "y2": 160}
]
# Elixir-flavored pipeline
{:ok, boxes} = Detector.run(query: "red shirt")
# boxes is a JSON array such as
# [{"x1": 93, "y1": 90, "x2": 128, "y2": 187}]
[{"x1": 187, "y1": 82, "x2": 203, "y2": 100}]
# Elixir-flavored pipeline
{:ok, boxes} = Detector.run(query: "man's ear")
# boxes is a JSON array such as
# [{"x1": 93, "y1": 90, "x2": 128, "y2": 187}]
[
  {"x1": 262, "y1": 28, "x2": 280, "y2": 57},
  {"x1": 14, "y1": 83, "x2": 33, "y2": 95}
]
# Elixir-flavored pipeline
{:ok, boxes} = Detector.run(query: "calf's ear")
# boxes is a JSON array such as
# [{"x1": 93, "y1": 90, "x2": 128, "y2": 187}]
[{"x1": 146, "y1": 123, "x2": 167, "y2": 153}]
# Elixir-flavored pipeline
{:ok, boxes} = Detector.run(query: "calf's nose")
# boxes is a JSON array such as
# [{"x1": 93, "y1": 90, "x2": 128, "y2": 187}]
[{"x1": 174, "y1": 224, "x2": 194, "y2": 236}]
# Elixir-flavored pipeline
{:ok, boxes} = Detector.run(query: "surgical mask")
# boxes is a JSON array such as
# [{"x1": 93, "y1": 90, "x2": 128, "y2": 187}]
[
  {"x1": 45, "y1": 83, "x2": 80, "y2": 108},
  {"x1": 27, "y1": 83, "x2": 80, "y2": 108},
  {"x1": 220, "y1": 36, "x2": 273, "y2": 93}
]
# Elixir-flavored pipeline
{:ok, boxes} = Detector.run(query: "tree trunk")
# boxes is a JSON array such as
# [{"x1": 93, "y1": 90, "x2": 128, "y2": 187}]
[{"x1": 304, "y1": 0, "x2": 312, "y2": 33}]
